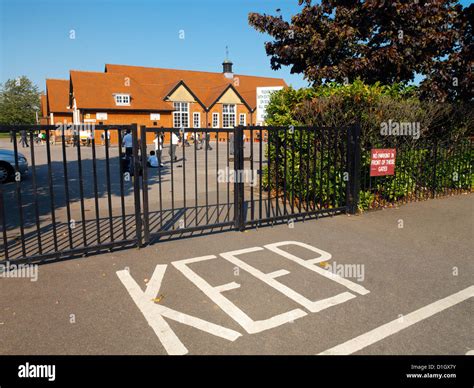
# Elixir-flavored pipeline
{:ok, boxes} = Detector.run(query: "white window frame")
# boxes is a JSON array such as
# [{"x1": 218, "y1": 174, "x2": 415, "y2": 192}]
[
  {"x1": 239, "y1": 113, "x2": 246, "y2": 126},
  {"x1": 212, "y1": 112, "x2": 220, "y2": 128},
  {"x1": 193, "y1": 112, "x2": 201, "y2": 128},
  {"x1": 222, "y1": 104, "x2": 236, "y2": 128},
  {"x1": 173, "y1": 102, "x2": 189, "y2": 128},
  {"x1": 114, "y1": 94, "x2": 130, "y2": 106}
]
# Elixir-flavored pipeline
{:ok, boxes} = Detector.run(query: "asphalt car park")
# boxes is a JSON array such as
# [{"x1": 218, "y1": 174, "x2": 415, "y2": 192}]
[{"x1": 0, "y1": 194, "x2": 472, "y2": 355}]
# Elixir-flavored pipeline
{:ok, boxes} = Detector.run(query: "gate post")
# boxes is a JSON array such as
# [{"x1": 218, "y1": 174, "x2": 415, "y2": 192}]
[
  {"x1": 233, "y1": 126, "x2": 245, "y2": 231},
  {"x1": 131, "y1": 123, "x2": 143, "y2": 247},
  {"x1": 346, "y1": 124, "x2": 361, "y2": 214},
  {"x1": 140, "y1": 125, "x2": 150, "y2": 244}
]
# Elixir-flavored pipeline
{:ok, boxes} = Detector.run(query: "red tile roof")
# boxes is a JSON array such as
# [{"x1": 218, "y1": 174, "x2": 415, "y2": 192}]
[
  {"x1": 70, "y1": 70, "x2": 175, "y2": 111},
  {"x1": 46, "y1": 64, "x2": 287, "y2": 114},
  {"x1": 45, "y1": 79, "x2": 72, "y2": 113},
  {"x1": 105, "y1": 64, "x2": 287, "y2": 110}
]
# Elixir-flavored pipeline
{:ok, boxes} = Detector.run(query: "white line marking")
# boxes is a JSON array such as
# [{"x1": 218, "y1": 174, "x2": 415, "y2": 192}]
[
  {"x1": 117, "y1": 265, "x2": 241, "y2": 355},
  {"x1": 172, "y1": 254, "x2": 307, "y2": 334},
  {"x1": 220, "y1": 247, "x2": 357, "y2": 313},
  {"x1": 215, "y1": 282, "x2": 241, "y2": 293},
  {"x1": 264, "y1": 241, "x2": 370, "y2": 295},
  {"x1": 319, "y1": 285, "x2": 474, "y2": 355},
  {"x1": 267, "y1": 269, "x2": 290, "y2": 278}
]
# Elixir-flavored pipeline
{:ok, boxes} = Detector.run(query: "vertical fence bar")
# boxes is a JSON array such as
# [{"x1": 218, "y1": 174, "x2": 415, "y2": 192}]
[
  {"x1": 275, "y1": 129, "x2": 280, "y2": 217},
  {"x1": 118, "y1": 128, "x2": 127, "y2": 239},
  {"x1": 305, "y1": 128, "x2": 311, "y2": 213},
  {"x1": 0, "y1": 184, "x2": 9, "y2": 260},
  {"x1": 91, "y1": 131, "x2": 101, "y2": 246},
  {"x1": 346, "y1": 124, "x2": 361, "y2": 214},
  {"x1": 291, "y1": 129, "x2": 296, "y2": 214},
  {"x1": 158, "y1": 131, "x2": 164, "y2": 230},
  {"x1": 233, "y1": 126, "x2": 245, "y2": 230},
  {"x1": 182, "y1": 129, "x2": 187, "y2": 228},
  {"x1": 250, "y1": 128, "x2": 254, "y2": 222},
  {"x1": 267, "y1": 128, "x2": 272, "y2": 220},
  {"x1": 205, "y1": 129, "x2": 209, "y2": 224},
  {"x1": 339, "y1": 130, "x2": 345, "y2": 208},
  {"x1": 132, "y1": 124, "x2": 142, "y2": 247},
  {"x1": 170, "y1": 130, "x2": 175, "y2": 229},
  {"x1": 283, "y1": 127, "x2": 288, "y2": 215},
  {"x1": 45, "y1": 129, "x2": 59, "y2": 252},
  {"x1": 312, "y1": 127, "x2": 318, "y2": 210},
  {"x1": 298, "y1": 128, "x2": 303, "y2": 214},
  {"x1": 332, "y1": 127, "x2": 338, "y2": 210},
  {"x1": 30, "y1": 131, "x2": 43, "y2": 254},
  {"x1": 194, "y1": 130, "x2": 198, "y2": 226},
  {"x1": 12, "y1": 131, "x2": 26, "y2": 257},
  {"x1": 104, "y1": 128, "x2": 114, "y2": 242},
  {"x1": 325, "y1": 128, "x2": 331, "y2": 210},
  {"x1": 215, "y1": 129, "x2": 219, "y2": 223},
  {"x1": 59, "y1": 127, "x2": 73, "y2": 249},
  {"x1": 75, "y1": 130, "x2": 87, "y2": 247},
  {"x1": 226, "y1": 131, "x2": 230, "y2": 222},
  {"x1": 259, "y1": 128, "x2": 263, "y2": 223},
  {"x1": 140, "y1": 126, "x2": 150, "y2": 244}
]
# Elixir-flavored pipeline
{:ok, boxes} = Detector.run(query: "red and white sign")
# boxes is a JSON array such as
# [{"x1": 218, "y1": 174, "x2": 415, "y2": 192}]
[{"x1": 370, "y1": 149, "x2": 396, "y2": 177}]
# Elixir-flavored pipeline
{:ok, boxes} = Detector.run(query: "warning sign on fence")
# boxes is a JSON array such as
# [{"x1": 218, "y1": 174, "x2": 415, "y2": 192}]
[{"x1": 370, "y1": 149, "x2": 396, "y2": 177}]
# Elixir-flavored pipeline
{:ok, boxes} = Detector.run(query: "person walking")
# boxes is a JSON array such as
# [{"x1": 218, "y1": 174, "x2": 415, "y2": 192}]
[{"x1": 19, "y1": 130, "x2": 29, "y2": 148}]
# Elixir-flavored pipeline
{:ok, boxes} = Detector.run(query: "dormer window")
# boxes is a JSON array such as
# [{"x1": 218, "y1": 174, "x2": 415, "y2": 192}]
[{"x1": 114, "y1": 94, "x2": 130, "y2": 106}]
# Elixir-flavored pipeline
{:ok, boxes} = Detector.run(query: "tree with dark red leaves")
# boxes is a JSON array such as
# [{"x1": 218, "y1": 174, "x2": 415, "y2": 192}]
[{"x1": 248, "y1": 0, "x2": 471, "y2": 102}]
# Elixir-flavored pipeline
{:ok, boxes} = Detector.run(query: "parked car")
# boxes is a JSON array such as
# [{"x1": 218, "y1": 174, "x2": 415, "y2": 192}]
[{"x1": 0, "y1": 149, "x2": 28, "y2": 183}]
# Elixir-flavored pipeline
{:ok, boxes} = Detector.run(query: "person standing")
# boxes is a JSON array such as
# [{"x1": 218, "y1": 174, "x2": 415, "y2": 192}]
[
  {"x1": 229, "y1": 133, "x2": 234, "y2": 155},
  {"x1": 72, "y1": 127, "x2": 79, "y2": 147},
  {"x1": 169, "y1": 131, "x2": 179, "y2": 162},
  {"x1": 123, "y1": 129, "x2": 133, "y2": 157},
  {"x1": 153, "y1": 133, "x2": 164, "y2": 167},
  {"x1": 204, "y1": 131, "x2": 212, "y2": 151}
]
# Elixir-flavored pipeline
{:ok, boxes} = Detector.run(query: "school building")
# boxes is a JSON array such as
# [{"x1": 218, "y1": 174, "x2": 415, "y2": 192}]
[{"x1": 40, "y1": 60, "x2": 287, "y2": 144}]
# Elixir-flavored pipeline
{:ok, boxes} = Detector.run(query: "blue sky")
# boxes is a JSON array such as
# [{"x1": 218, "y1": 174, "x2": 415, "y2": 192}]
[{"x1": 0, "y1": 0, "x2": 472, "y2": 92}]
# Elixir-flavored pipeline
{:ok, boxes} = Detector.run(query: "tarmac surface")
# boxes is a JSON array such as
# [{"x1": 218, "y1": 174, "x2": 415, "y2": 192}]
[{"x1": 0, "y1": 193, "x2": 472, "y2": 355}]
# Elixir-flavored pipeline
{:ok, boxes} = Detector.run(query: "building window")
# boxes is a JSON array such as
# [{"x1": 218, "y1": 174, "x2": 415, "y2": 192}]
[
  {"x1": 193, "y1": 112, "x2": 201, "y2": 128},
  {"x1": 239, "y1": 113, "x2": 246, "y2": 126},
  {"x1": 114, "y1": 94, "x2": 130, "y2": 106},
  {"x1": 173, "y1": 102, "x2": 189, "y2": 128},
  {"x1": 212, "y1": 112, "x2": 219, "y2": 128},
  {"x1": 222, "y1": 104, "x2": 236, "y2": 128}
]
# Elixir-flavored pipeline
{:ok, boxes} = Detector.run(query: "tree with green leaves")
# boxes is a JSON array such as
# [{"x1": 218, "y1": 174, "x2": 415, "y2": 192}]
[
  {"x1": 249, "y1": 0, "x2": 470, "y2": 101},
  {"x1": 0, "y1": 76, "x2": 41, "y2": 125}
]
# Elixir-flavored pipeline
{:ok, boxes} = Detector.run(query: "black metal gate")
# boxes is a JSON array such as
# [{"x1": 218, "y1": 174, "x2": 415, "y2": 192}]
[
  {"x1": 138, "y1": 125, "x2": 358, "y2": 244},
  {"x1": 0, "y1": 124, "x2": 144, "y2": 264},
  {"x1": 0, "y1": 124, "x2": 358, "y2": 264}
]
